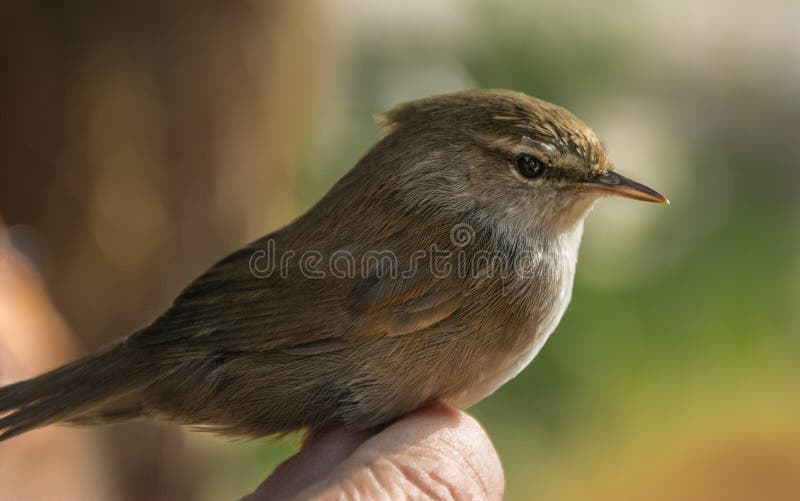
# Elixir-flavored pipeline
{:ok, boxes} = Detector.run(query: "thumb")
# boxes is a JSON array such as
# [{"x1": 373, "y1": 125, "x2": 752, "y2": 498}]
[{"x1": 247, "y1": 402, "x2": 504, "y2": 500}]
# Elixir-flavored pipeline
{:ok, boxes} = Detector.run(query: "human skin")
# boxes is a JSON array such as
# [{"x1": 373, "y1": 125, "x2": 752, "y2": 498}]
[{"x1": 245, "y1": 402, "x2": 504, "y2": 500}]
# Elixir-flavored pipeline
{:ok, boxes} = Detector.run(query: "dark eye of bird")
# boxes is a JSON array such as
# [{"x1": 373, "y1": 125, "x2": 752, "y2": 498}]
[{"x1": 515, "y1": 153, "x2": 547, "y2": 179}]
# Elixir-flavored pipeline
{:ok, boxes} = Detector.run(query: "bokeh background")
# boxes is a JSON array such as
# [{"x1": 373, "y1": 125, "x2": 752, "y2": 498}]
[{"x1": 0, "y1": 0, "x2": 798, "y2": 499}]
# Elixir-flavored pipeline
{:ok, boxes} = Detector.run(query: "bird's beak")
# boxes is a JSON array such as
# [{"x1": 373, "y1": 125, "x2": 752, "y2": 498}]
[{"x1": 581, "y1": 171, "x2": 669, "y2": 204}]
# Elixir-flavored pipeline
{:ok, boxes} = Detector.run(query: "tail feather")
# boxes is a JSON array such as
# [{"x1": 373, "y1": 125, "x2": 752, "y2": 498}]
[{"x1": 0, "y1": 344, "x2": 150, "y2": 440}]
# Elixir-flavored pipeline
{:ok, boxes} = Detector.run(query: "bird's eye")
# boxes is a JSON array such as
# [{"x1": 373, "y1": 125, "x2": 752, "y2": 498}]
[{"x1": 515, "y1": 154, "x2": 547, "y2": 179}]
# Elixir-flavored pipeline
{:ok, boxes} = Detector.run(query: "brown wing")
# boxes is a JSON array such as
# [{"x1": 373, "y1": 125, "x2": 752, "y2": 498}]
[
  {"x1": 129, "y1": 238, "x2": 465, "y2": 356},
  {"x1": 349, "y1": 269, "x2": 463, "y2": 338}
]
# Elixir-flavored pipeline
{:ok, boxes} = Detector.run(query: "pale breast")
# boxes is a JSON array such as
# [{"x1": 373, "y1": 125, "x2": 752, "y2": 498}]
[{"x1": 446, "y1": 226, "x2": 581, "y2": 409}]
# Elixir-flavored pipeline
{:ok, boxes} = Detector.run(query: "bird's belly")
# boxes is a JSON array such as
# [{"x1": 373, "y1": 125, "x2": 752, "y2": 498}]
[
  {"x1": 446, "y1": 277, "x2": 574, "y2": 408},
  {"x1": 446, "y1": 326, "x2": 553, "y2": 409},
  {"x1": 443, "y1": 228, "x2": 581, "y2": 409}
]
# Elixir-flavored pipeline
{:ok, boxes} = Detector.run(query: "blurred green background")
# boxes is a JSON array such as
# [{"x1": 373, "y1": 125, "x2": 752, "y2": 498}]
[{"x1": 0, "y1": 1, "x2": 797, "y2": 500}]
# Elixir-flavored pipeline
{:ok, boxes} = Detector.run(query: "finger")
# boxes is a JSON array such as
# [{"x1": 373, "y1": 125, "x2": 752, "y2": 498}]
[
  {"x1": 279, "y1": 402, "x2": 503, "y2": 500},
  {"x1": 244, "y1": 427, "x2": 373, "y2": 500}
]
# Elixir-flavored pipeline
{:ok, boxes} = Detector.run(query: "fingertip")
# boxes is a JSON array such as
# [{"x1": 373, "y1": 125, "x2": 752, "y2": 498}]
[
  {"x1": 429, "y1": 405, "x2": 505, "y2": 500},
  {"x1": 253, "y1": 402, "x2": 505, "y2": 501},
  {"x1": 357, "y1": 402, "x2": 505, "y2": 500}
]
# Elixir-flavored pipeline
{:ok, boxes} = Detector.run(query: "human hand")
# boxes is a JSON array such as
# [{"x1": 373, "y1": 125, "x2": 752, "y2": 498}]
[{"x1": 244, "y1": 402, "x2": 504, "y2": 500}]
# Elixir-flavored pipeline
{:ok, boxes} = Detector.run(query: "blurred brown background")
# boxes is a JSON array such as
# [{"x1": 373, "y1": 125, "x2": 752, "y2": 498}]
[{"x1": 0, "y1": 0, "x2": 798, "y2": 500}]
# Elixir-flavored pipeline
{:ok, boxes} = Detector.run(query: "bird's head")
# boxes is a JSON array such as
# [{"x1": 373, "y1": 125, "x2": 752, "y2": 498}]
[{"x1": 370, "y1": 89, "x2": 667, "y2": 236}]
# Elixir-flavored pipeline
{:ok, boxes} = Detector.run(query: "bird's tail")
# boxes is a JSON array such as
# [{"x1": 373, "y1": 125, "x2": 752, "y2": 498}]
[{"x1": 0, "y1": 343, "x2": 151, "y2": 440}]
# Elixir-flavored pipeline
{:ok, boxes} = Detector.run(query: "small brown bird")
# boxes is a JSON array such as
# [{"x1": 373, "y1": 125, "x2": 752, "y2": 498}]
[{"x1": 0, "y1": 89, "x2": 667, "y2": 440}]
